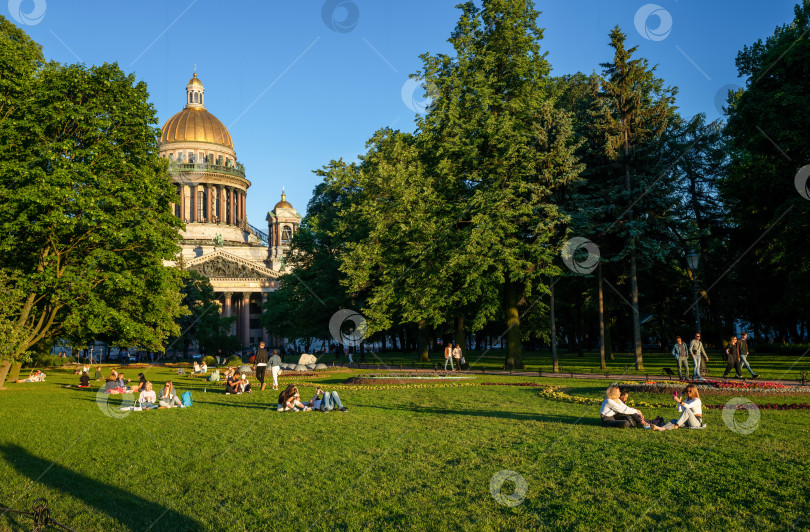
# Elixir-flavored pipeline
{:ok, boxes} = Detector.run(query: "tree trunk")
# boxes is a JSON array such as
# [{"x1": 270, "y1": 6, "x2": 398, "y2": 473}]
[
  {"x1": 503, "y1": 281, "x2": 524, "y2": 369},
  {"x1": 7, "y1": 362, "x2": 22, "y2": 383},
  {"x1": 598, "y1": 264, "x2": 607, "y2": 370},
  {"x1": 398, "y1": 328, "x2": 407, "y2": 354},
  {"x1": 0, "y1": 361, "x2": 11, "y2": 390},
  {"x1": 551, "y1": 279, "x2": 559, "y2": 372},
  {"x1": 630, "y1": 251, "x2": 644, "y2": 370},
  {"x1": 417, "y1": 320, "x2": 430, "y2": 362},
  {"x1": 576, "y1": 293, "x2": 584, "y2": 357}
]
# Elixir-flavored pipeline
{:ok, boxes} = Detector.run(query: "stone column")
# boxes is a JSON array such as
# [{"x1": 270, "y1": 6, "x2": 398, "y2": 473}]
[
  {"x1": 261, "y1": 292, "x2": 269, "y2": 346},
  {"x1": 189, "y1": 184, "x2": 196, "y2": 223},
  {"x1": 241, "y1": 191, "x2": 246, "y2": 223},
  {"x1": 222, "y1": 292, "x2": 234, "y2": 336},
  {"x1": 180, "y1": 184, "x2": 186, "y2": 222},
  {"x1": 241, "y1": 293, "x2": 251, "y2": 347},
  {"x1": 217, "y1": 185, "x2": 224, "y2": 223}
]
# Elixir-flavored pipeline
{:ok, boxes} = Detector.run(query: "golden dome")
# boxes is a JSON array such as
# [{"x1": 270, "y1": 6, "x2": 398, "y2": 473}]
[
  {"x1": 188, "y1": 73, "x2": 203, "y2": 87},
  {"x1": 275, "y1": 190, "x2": 293, "y2": 210},
  {"x1": 160, "y1": 107, "x2": 234, "y2": 149}
]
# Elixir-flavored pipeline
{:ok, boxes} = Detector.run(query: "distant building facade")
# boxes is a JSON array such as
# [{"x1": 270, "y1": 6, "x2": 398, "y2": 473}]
[{"x1": 159, "y1": 73, "x2": 299, "y2": 348}]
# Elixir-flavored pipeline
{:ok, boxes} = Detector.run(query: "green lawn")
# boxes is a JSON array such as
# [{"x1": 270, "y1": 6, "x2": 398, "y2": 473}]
[
  {"x1": 1, "y1": 366, "x2": 809, "y2": 531},
  {"x1": 348, "y1": 349, "x2": 810, "y2": 382}
]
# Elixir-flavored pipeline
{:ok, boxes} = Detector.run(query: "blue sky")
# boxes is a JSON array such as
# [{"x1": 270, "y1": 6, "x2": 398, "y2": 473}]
[{"x1": 7, "y1": 0, "x2": 797, "y2": 227}]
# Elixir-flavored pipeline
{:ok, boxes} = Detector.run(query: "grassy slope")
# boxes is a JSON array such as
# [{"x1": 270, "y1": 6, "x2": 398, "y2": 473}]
[{"x1": 0, "y1": 368, "x2": 808, "y2": 531}]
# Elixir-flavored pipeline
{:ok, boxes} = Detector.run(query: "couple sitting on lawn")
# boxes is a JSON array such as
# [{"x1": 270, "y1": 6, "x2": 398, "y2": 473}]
[
  {"x1": 134, "y1": 380, "x2": 185, "y2": 409},
  {"x1": 600, "y1": 384, "x2": 704, "y2": 430},
  {"x1": 15, "y1": 370, "x2": 46, "y2": 383},
  {"x1": 192, "y1": 361, "x2": 208, "y2": 375},
  {"x1": 277, "y1": 385, "x2": 348, "y2": 412},
  {"x1": 225, "y1": 373, "x2": 252, "y2": 395}
]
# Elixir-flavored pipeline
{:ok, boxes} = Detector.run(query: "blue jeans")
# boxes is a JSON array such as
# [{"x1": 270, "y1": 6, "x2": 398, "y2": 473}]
[
  {"x1": 692, "y1": 356, "x2": 702, "y2": 379},
  {"x1": 444, "y1": 357, "x2": 454, "y2": 370},
  {"x1": 677, "y1": 357, "x2": 690, "y2": 380},
  {"x1": 740, "y1": 356, "x2": 756, "y2": 377},
  {"x1": 320, "y1": 391, "x2": 344, "y2": 411}
]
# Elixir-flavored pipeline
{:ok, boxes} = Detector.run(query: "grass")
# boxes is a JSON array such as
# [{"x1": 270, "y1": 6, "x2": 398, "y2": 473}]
[
  {"x1": 1, "y1": 365, "x2": 809, "y2": 531},
  {"x1": 346, "y1": 349, "x2": 810, "y2": 382}
]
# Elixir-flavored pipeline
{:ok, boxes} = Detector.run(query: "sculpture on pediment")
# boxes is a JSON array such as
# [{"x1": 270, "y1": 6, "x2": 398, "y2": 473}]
[{"x1": 188, "y1": 255, "x2": 262, "y2": 279}]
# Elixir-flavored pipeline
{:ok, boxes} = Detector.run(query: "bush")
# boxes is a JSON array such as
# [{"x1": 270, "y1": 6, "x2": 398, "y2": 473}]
[
  {"x1": 203, "y1": 356, "x2": 216, "y2": 367},
  {"x1": 766, "y1": 343, "x2": 810, "y2": 356},
  {"x1": 27, "y1": 354, "x2": 75, "y2": 368},
  {"x1": 226, "y1": 355, "x2": 243, "y2": 366}
]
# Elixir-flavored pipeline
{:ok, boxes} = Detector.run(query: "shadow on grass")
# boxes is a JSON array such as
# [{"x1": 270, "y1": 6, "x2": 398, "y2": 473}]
[
  {"x1": 364, "y1": 404, "x2": 602, "y2": 425},
  {"x1": 0, "y1": 444, "x2": 201, "y2": 531}
]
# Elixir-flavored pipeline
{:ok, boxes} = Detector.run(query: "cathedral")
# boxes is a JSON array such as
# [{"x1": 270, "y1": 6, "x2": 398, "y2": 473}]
[{"x1": 158, "y1": 73, "x2": 299, "y2": 348}]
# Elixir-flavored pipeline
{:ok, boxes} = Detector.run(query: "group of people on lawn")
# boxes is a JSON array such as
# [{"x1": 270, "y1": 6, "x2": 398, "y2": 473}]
[
  {"x1": 671, "y1": 332, "x2": 758, "y2": 380},
  {"x1": 276, "y1": 384, "x2": 348, "y2": 412},
  {"x1": 601, "y1": 384, "x2": 703, "y2": 431}
]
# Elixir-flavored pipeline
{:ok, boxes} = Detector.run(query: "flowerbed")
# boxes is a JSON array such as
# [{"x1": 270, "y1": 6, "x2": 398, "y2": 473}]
[{"x1": 297, "y1": 380, "x2": 479, "y2": 391}]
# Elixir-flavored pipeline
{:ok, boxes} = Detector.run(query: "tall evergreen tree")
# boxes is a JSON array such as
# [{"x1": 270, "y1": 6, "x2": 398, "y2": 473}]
[{"x1": 592, "y1": 27, "x2": 677, "y2": 369}]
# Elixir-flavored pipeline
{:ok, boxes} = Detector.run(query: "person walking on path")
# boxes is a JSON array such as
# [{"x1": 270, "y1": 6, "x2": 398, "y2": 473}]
[
  {"x1": 738, "y1": 333, "x2": 759, "y2": 378},
  {"x1": 723, "y1": 336, "x2": 743, "y2": 379},
  {"x1": 671, "y1": 336, "x2": 690, "y2": 380},
  {"x1": 269, "y1": 349, "x2": 282, "y2": 391},
  {"x1": 254, "y1": 341, "x2": 269, "y2": 391},
  {"x1": 689, "y1": 333, "x2": 708, "y2": 380},
  {"x1": 452, "y1": 344, "x2": 462, "y2": 372},
  {"x1": 444, "y1": 343, "x2": 454, "y2": 371}
]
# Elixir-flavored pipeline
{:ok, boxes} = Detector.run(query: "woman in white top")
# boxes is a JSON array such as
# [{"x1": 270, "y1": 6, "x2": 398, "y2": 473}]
[
  {"x1": 600, "y1": 385, "x2": 658, "y2": 429},
  {"x1": 138, "y1": 382, "x2": 157, "y2": 409},
  {"x1": 664, "y1": 383, "x2": 703, "y2": 429},
  {"x1": 193, "y1": 362, "x2": 202, "y2": 374}
]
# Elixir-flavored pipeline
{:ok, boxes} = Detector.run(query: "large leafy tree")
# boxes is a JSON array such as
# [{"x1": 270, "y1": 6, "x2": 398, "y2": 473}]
[
  {"x1": 416, "y1": 0, "x2": 583, "y2": 368},
  {"x1": 721, "y1": 1, "x2": 810, "y2": 342},
  {"x1": 0, "y1": 17, "x2": 186, "y2": 366}
]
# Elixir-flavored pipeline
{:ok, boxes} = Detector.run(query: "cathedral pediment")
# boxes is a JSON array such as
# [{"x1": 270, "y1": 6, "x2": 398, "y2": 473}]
[{"x1": 184, "y1": 250, "x2": 278, "y2": 280}]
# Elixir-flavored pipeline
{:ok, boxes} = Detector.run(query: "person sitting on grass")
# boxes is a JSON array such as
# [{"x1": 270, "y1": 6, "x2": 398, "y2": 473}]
[
  {"x1": 94, "y1": 367, "x2": 103, "y2": 381},
  {"x1": 277, "y1": 385, "x2": 309, "y2": 411},
  {"x1": 138, "y1": 382, "x2": 158, "y2": 409},
  {"x1": 193, "y1": 361, "x2": 202, "y2": 374},
  {"x1": 78, "y1": 372, "x2": 90, "y2": 387},
  {"x1": 200, "y1": 361, "x2": 208, "y2": 374},
  {"x1": 238, "y1": 374, "x2": 252, "y2": 394},
  {"x1": 661, "y1": 384, "x2": 704, "y2": 430},
  {"x1": 225, "y1": 372, "x2": 241, "y2": 395},
  {"x1": 131, "y1": 373, "x2": 148, "y2": 393},
  {"x1": 600, "y1": 385, "x2": 659, "y2": 429},
  {"x1": 223, "y1": 366, "x2": 236, "y2": 381},
  {"x1": 300, "y1": 387, "x2": 348, "y2": 412},
  {"x1": 158, "y1": 381, "x2": 184, "y2": 408}
]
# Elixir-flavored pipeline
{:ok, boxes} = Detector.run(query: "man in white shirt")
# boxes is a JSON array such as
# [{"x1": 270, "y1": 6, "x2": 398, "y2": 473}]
[{"x1": 689, "y1": 333, "x2": 708, "y2": 380}]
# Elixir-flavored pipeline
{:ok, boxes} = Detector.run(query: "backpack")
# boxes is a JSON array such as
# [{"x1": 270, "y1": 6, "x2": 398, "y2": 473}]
[
  {"x1": 207, "y1": 370, "x2": 220, "y2": 382},
  {"x1": 181, "y1": 390, "x2": 192, "y2": 407}
]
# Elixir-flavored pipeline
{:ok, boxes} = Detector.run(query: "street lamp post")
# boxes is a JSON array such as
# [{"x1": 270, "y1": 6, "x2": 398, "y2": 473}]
[{"x1": 686, "y1": 251, "x2": 701, "y2": 333}]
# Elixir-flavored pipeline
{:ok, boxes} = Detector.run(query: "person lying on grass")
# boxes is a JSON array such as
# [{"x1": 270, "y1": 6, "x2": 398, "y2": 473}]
[
  {"x1": 16, "y1": 370, "x2": 46, "y2": 383},
  {"x1": 600, "y1": 385, "x2": 660, "y2": 430},
  {"x1": 298, "y1": 388, "x2": 348, "y2": 412},
  {"x1": 158, "y1": 381, "x2": 184, "y2": 408},
  {"x1": 138, "y1": 382, "x2": 158, "y2": 409},
  {"x1": 661, "y1": 384, "x2": 704, "y2": 430}
]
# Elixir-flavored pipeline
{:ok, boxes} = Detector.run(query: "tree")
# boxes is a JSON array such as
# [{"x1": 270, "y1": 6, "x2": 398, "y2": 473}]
[
  {"x1": 592, "y1": 27, "x2": 677, "y2": 369},
  {"x1": 721, "y1": 1, "x2": 810, "y2": 342},
  {"x1": 172, "y1": 271, "x2": 236, "y2": 356},
  {"x1": 0, "y1": 18, "x2": 186, "y2": 363},
  {"x1": 417, "y1": 0, "x2": 583, "y2": 368}
]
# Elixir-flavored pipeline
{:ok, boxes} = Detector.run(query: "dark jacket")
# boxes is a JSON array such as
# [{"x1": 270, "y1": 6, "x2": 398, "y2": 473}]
[
  {"x1": 726, "y1": 341, "x2": 740, "y2": 363},
  {"x1": 739, "y1": 338, "x2": 749, "y2": 357},
  {"x1": 254, "y1": 348, "x2": 269, "y2": 365}
]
